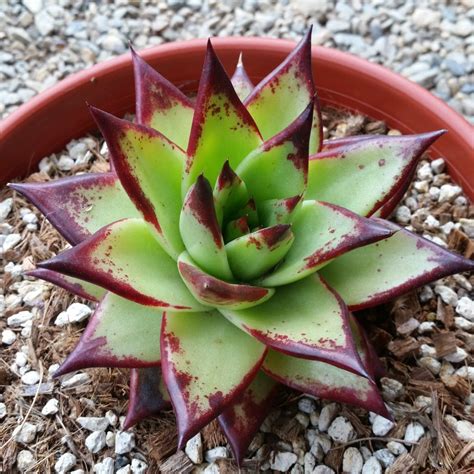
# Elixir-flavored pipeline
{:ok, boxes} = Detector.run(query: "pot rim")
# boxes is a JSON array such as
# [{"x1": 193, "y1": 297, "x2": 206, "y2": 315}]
[{"x1": 1, "y1": 36, "x2": 472, "y2": 197}]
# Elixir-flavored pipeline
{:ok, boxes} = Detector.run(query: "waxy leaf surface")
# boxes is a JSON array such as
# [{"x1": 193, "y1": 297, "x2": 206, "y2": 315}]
[
  {"x1": 230, "y1": 54, "x2": 255, "y2": 101},
  {"x1": 184, "y1": 42, "x2": 261, "y2": 193},
  {"x1": 321, "y1": 222, "x2": 474, "y2": 310},
  {"x1": 161, "y1": 310, "x2": 267, "y2": 447},
  {"x1": 10, "y1": 173, "x2": 138, "y2": 245},
  {"x1": 91, "y1": 107, "x2": 185, "y2": 259},
  {"x1": 221, "y1": 273, "x2": 367, "y2": 377},
  {"x1": 27, "y1": 268, "x2": 105, "y2": 302},
  {"x1": 132, "y1": 48, "x2": 194, "y2": 149},
  {"x1": 123, "y1": 367, "x2": 171, "y2": 430},
  {"x1": 258, "y1": 195, "x2": 302, "y2": 227},
  {"x1": 225, "y1": 216, "x2": 250, "y2": 242},
  {"x1": 237, "y1": 103, "x2": 313, "y2": 204},
  {"x1": 263, "y1": 350, "x2": 389, "y2": 418},
  {"x1": 225, "y1": 225, "x2": 294, "y2": 281},
  {"x1": 178, "y1": 252, "x2": 274, "y2": 310},
  {"x1": 40, "y1": 219, "x2": 204, "y2": 311},
  {"x1": 55, "y1": 292, "x2": 162, "y2": 376},
  {"x1": 218, "y1": 371, "x2": 278, "y2": 464},
  {"x1": 180, "y1": 176, "x2": 232, "y2": 281},
  {"x1": 307, "y1": 131, "x2": 445, "y2": 216},
  {"x1": 259, "y1": 201, "x2": 393, "y2": 287}
]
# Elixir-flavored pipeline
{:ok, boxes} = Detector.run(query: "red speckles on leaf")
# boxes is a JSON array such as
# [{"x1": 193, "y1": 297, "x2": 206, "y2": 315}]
[{"x1": 259, "y1": 224, "x2": 292, "y2": 248}]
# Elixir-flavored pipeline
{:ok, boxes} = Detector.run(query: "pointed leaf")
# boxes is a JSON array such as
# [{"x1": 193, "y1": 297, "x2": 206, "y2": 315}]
[
  {"x1": 234, "y1": 198, "x2": 259, "y2": 229},
  {"x1": 183, "y1": 41, "x2": 262, "y2": 193},
  {"x1": 9, "y1": 173, "x2": 138, "y2": 245},
  {"x1": 180, "y1": 176, "x2": 233, "y2": 281},
  {"x1": 132, "y1": 48, "x2": 194, "y2": 149},
  {"x1": 225, "y1": 216, "x2": 250, "y2": 242},
  {"x1": 263, "y1": 350, "x2": 389, "y2": 418},
  {"x1": 40, "y1": 218, "x2": 205, "y2": 311},
  {"x1": 230, "y1": 53, "x2": 255, "y2": 101},
  {"x1": 259, "y1": 201, "x2": 394, "y2": 287},
  {"x1": 213, "y1": 161, "x2": 249, "y2": 226},
  {"x1": 161, "y1": 310, "x2": 267, "y2": 447},
  {"x1": 307, "y1": 131, "x2": 445, "y2": 217},
  {"x1": 225, "y1": 225, "x2": 294, "y2": 281},
  {"x1": 218, "y1": 372, "x2": 278, "y2": 464},
  {"x1": 220, "y1": 273, "x2": 368, "y2": 378},
  {"x1": 245, "y1": 28, "x2": 322, "y2": 154},
  {"x1": 321, "y1": 221, "x2": 474, "y2": 310},
  {"x1": 178, "y1": 251, "x2": 274, "y2": 310},
  {"x1": 27, "y1": 268, "x2": 105, "y2": 302},
  {"x1": 91, "y1": 107, "x2": 185, "y2": 259},
  {"x1": 237, "y1": 102, "x2": 313, "y2": 204},
  {"x1": 123, "y1": 367, "x2": 171, "y2": 430},
  {"x1": 55, "y1": 292, "x2": 162, "y2": 376},
  {"x1": 258, "y1": 195, "x2": 302, "y2": 227},
  {"x1": 321, "y1": 134, "x2": 376, "y2": 151}
]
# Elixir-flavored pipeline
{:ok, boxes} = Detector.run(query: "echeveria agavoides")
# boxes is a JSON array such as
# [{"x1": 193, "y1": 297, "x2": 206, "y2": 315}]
[{"x1": 12, "y1": 31, "x2": 473, "y2": 464}]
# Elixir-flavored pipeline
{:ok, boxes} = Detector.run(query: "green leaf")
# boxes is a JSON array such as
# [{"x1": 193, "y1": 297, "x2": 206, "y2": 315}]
[
  {"x1": 258, "y1": 195, "x2": 302, "y2": 227},
  {"x1": 259, "y1": 201, "x2": 394, "y2": 287},
  {"x1": 178, "y1": 251, "x2": 274, "y2": 310},
  {"x1": 224, "y1": 216, "x2": 250, "y2": 242},
  {"x1": 220, "y1": 273, "x2": 368, "y2": 377},
  {"x1": 180, "y1": 176, "x2": 233, "y2": 281},
  {"x1": 237, "y1": 102, "x2": 313, "y2": 204},
  {"x1": 9, "y1": 173, "x2": 139, "y2": 245},
  {"x1": 245, "y1": 28, "x2": 323, "y2": 154},
  {"x1": 40, "y1": 218, "x2": 205, "y2": 311},
  {"x1": 91, "y1": 107, "x2": 185, "y2": 259},
  {"x1": 55, "y1": 292, "x2": 162, "y2": 376},
  {"x1": 306, "y1": 131, "x2": 445, "y2": 217},
  {"x1": 161, "y1": 310, "x2": 267, "y2": 446},
  {"x1": 132, "y1": 48, "x2": 194, "y2": 149},
  {"x1": 183, "y1": 41, "x2": 262, "y2": 195},
  {"x1": 230, "y1": 53, "x2": 255, "y2": 102},
  {"x1": 234, "y1": 198, "x2": 259, "y2": 229},
  {"x1": 320, "y1": 222, "x2": 474, "y2": 310},
  {"x1": 213, "y1": 161, "x2": 249, "y2": 227},
  {"x1": 218, "y1": 372, "x2": 278, "y2": 464},
  {"x1": 225, "y1": 225, "x2": 294, "y2": 281},
  {"x1": 263, "y1": 350, "x2": 389, "y2": 418}
]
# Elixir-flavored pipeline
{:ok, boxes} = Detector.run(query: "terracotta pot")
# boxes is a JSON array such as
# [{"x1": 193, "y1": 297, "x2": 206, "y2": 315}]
[{"x1": 1, "y1": 37, "x2": 472, "y2": 199}]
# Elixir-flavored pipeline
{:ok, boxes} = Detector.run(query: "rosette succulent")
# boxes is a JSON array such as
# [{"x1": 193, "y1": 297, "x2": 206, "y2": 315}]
[{"x1": 12, "y1": 30, "x2": 473, "y2": 462}]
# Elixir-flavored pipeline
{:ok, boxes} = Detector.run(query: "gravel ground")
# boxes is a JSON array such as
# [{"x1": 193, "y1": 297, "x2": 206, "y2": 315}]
[{"x1": 0, "y1": 0, "x2": 473, "y2": 122}]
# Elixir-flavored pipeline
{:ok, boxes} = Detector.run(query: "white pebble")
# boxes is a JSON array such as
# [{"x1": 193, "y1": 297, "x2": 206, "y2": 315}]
[
  {"x1": 55, "y1": 453, "x2": 77, "y2": 473},
  {"x1": 7, "y1": 310, "x2": 33, "y2": 327},
  {"x1": 13, "y1": 422, "x2": 37, "y2": 444},
  {"x1": 67, "y1": 303, "x2": 92, "y2": 323},
  {"x1": 0, "y1": 198, "x2": 13, "y2": 222},
  {"x1": 454, "y1": 420, "x2": 474, "y2": 442},
  {"x1": 420, "y1": 344, "x2": 437, "y2": 358},
  {"x1": 418, "y1": 321, "x2": 436, "y2": 334},
  {"x1": 85, "y1": 431, "x2": 106, "y2": 454},
  {"x1": 269, "y1": 451, "x2": 297, "y2": 472},
  {"x1": 328, "y1": 416, "x2": 356, "y2": 443},
  {"x1": 362, "y1": 456, "x2": 382, "y2": 474},
  {"x1": 115, "y1": 431, "x2": 135, "y2": 454},
  {"x1": 430, "y1": 158, "x2": 445, "y2": 174},
  {"x1": 21, "y1": 371, "x2": 40, "y2": 385},
  {"x1": 131, "y1": 458, "x2": 148, "y2": 474},
  {"x1": 106, "y1": 431, "x2": 114, "y2": 448},
  {"x1": 455, "y1": 366, "x2": 474, "y2": 381},
  {"x1": 15, "y1": 351, "x2": 28, "y2": 367},
  {"x1": 343, "y1": 447, "x2": 363, "y2": 474},
  {"x1": 77, "y1": 416, "x2": 109, "y2": 432},
  {"x1": 185, "y1": 433, "x2": 203, "y2": 464},
  {"x1": 444, "y1": 347, "x2": 467, "y2": 363},
  {"x1": 3, "y1": 233, "x2": 22, "y2": 252},
  {"x1": 2, "y1": 328, "x2": 17, "y2": 345},
  {"x1": 17, "y1": 450, "x2": 35, "y2": 472},
  {"x1": 0, "y1": 402, "x2": 7, "y2": 419},
  {"x1": 61, "y1": 373, "x2": 90, "y2": 388},
  {"x1": 42, "y1": 398, "x2": 59, "y2": 415},
  {"x1": 438, "y1": 184, "x2": 461, "y2": 202},
  {"x1": 418, "y1": 356, "x2": 441, "y2": 374},
  {"x1": 404, "y1": 422, "x2": 425, "y2": 443},
  {"x1": 456, "y1": 297, "x2": 474, "y2": 321},
  {"x1": 205, "y1": 446, "x2": 228, "y2": 462},
  {"x1": 313, "y1": 466, "x2": 335, "y2": 474},
  {"x1": 387, "y1": 441, "x2": 407, "y2": 456},
  {"x1": 374, "y1": 449, "x2": 395, "y2": 467},
  {"x1": 395, "y1": 205, "x2": 411, "y2": 224},
  {"x1": 371, "y1": 415, "x2": 394, "y2": 436},
  {"x1": 57, "y1": 156, "x2": 75, "y2": 171},
  {"x1": 93, "y1": 457, "x2": 114, "y2": 474},
  {"x1": 435, "y1": 285, "x2": 458, "y2": 306},
  {"x1": 298, "y1": 397, "x2": 316, "y2": 414},
  {"x1": 105, "y1": 410, "x2": 118, "y2": 426},
  {"x1": 319, "y1": 403, "x2": 339, "y2": 432}
]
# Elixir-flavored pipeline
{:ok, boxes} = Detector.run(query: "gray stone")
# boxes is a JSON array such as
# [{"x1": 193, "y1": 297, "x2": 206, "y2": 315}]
[
  {"x1": 13, "y1": 423, "x2": 37, "y2": 444},
  {"x1": 404, "y1": 422, "x2": 425, "y2": 443},
  {"x1": 205, "y1": 446, "x2": 228, "y2": 462},
  {"x1": 374, "y1": 449, "x2": 395, "y2": 467},
  {"x1": 85, "y1": 431, "x2": 107, "y2": 454},
  {"x1": 269, "y1": 451, "x2": 297, "y2": 472},
  {"x1": 17, "y1": 450, "x2": 35, "y2": 472},
  {"x1": 371, "y1": 415, "x2": 394, "y2": 436},
  {"x1": 55, "y1": 453, "x2": 77, "y2": 473},
  {"x1": 343, "y1": 447, "x2": 363, "y2": 474},
  {"x1": 456, "y1": 297, "x2": 474, "y2": 321},
  {"x1": 77, "y1": 416, "x2": 109, "y2": 432},
  {"x1": 328, "y1": 416, "x2": 356, "y2": 443},
  {"x1": 362, "y1": 456, "x2": 382, "y2": 474},
  {"x1": 115, "y1": 431, "x2": 135, "y2": 454}
]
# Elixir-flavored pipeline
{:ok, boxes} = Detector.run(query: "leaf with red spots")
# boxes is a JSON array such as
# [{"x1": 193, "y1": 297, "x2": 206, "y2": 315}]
[
  {"x1": 225, "y1": 225, "x2": 294, "y2": 281},
  {"x1": 218, "y1": 372, "x2": 278, "y2": 464},
  {"x1": 245, "y1": 27, "x2": 323, "y2": 154},
  {"x1": 161, "y1": 310, "x2": 267, "y2": 447},
  {"x1": 213, "y1": 161, "x2": 249, "y2": 226},
  {"x1": 258, "y1": 201, "x2": 394, "y2": 287},
  {"x1": 320, "y1": 221, "x2": 474, "y2": 311},
  {"x1": 26, "y1": 268, "x2": 105, "y2": 302},
  {"x1": 220, "y1": 273, "x2": 368, "y2": 378},
  {"x1": 263, "y1": 349, "x2": 390, "y2": 418},
  {"x1": 183, "y1": 41, "x2": 262, "y2": 194},
  {"x1": 234, "y1": 198, "x2": 259, "y2": 229},
  {"x1": 55, "y1": 292, "x2": 163, "y2": 377},
  {"x1": 177, "y1": 251, "x2": 274, "y2": 310},
  {"x1": 225, "y1": 216, "x2": 250, "y2": 242},
  {"x1": 258, "y1": 195, "x2": 302, "y2": 227},
  {"x1": 180, "y1": 176, "x2": 233, "y2": 281},
  {"x1": 132, "y1": 48, "x2": 194, "y2": 149},
  {"x1": 91, "y1": 107, "x2": 185, "y2": 259},
  {"x1": 237, "y1": 102, "x2": 313, "y2": 204},
  {"x1": 9, "y1": 173, "x2": 139, "y2": 245},
  {"x1": 123, "y1": 367, "x2": 171, "y2": 430},
  {"x1": 307, "y1": 131, "x2": 445, "y2": 217},
  {"x1": 230, "y1": 53, "x2": 254, "y2": 101},
  {"x1": 39, "y1": 218, "x2": 205, "y2": 311}
]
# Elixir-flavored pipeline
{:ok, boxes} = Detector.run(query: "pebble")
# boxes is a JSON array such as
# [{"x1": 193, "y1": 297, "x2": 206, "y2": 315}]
[
  {"x1": 105, "y1": 410, "x2": 118, "y2": 426},
  {"x1": 131, "y1": 459, "x2": 148, "y2": 474},
  {"x1": 438, "y1": 184, "x2": 462, "y2": 203},
  {"x1": 387, "y1": 441, "x2": 407, "y2": 456},
  {"x1": 205, "y1": 446, "x2": 228, "y2": 462},
  {"x1": 328, "y1": 416, "x2": 356, "y2": 443},
  {"x1": 362, "y1": 456, "x2": 382, "y2": 474},
  {"x1": 61, "y1": 373, "x2": 90, "y2": 388},
  {"x1": 115, "y1": 431, "x2": 135, "y2": 454},
  {"x1": 456, "y1": 297, "x2": 474, "y2": 321},
  {"x1": 313, "y1": 467, "x2": 335, "y2": 474},
  {"x1": 374, "y1": 449, "x2": 395, "y2": 467},
  {"x1": 453, "y1": 420, "x2": 474, "y2": 442},
  {"x1": 77, "y1": 416, "x2": 109, "y2": 432},
  {"x1": 185, "y1": 433, "x2": 203, "y2": 463},
  {"x1": 85, "y1": 430, "x2": 107, "y2": 454},
  {"x1": 21, "y1": 370, "x2": 40, "y2": 385},
  {"x1": 381, "y1": 377, "x2": 404, "y2": 401},
  {"x1": 342, "y1": 447, "x2": 364, "y2": 474},
  {"x1": 270, "y1": 451, "x2": 297, "y2": 472},
  {"x1": 7, "y1": 310, "x2": 33, "y2": 327},
  {"x1": 2, "y1": 328, "x2": 17, "y2": 345},
  {"x1": 371, "y1": 415, "x2": 394, "y2": 436},
  {"x1": 0, "y1": 402, "x2": 6, "y2": 419},
  {"x1": 55, "y1": 303, "x2": 92, "y2": 326},
  {"x1": 298, "y1": 397, "x2": 316, "y2": 414},
  {"x1": 3, "y1": 233, "x2": 22, "y2": 252},
  {"x1": 444, "y1": 347, "x2": 468, "y2": 363},
  {"x1": 93, "y1": 457, "x2": 114, "y2": 474},
  {"x1": 434, "y1": 285, "x2": 458, "y2": 306},
  {"x1": 42, "y1": 398, "x2": 59, "y2": 415},
  {"x1": 419, "y1": 356, "x2": 441, "y2": 374},
  {"x1": 404, "y1": 422, "x2": 425, "y2": 443},
  {"x1": 0, "y1": 198, "x2": 13, "y2": 221},
  {"x1": 318, "y1": 403, "x2": 339, "y2": 432},
  {"x1": 17, "y1": 450, "x2": 35, "y2": 471},
  {"x1": 55, "y1": 453, "x2": 77, "y2": 473},
  {"x1": 395, "y1": 205, "x2": 411, "y2": 224},
  {"x1": 13, "y1": 422, "x2": 37, "y2": 444}
]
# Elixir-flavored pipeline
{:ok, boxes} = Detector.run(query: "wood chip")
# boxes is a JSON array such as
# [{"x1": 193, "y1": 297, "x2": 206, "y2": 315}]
[
  {"x1": 202, "y1": 419, "x2": 227, "y2": 449},
  {"x1": 388, "y1": 337, "x2": 420, "y2": 359},
  {"x1": 159, "y1": 450, "x2": 193, "y2": 474},
  {"x1": 447, "y1": 228, "x2": 474, "y2": 259},
  {"x1": 272, "y1": 416, "x2": 303, "y2": 443},
  {"x1": 436, "y1": 298, "x2": 455, "y2": 328},
  {"x1": 441, "y1": 374, "x2": 471, "y2": 400},
  {"x1": 324, "y1": 445, "x2": 344, "y2": 472},
  {"x1": 386, "y1": 453, "x2": 416, "y2": 474},
  {"x1": 411, "y1": 435, "x2": 431, "y2": 468},
  {"x1": 432, "y1": 332, "x2": 457, "y2": 358}
]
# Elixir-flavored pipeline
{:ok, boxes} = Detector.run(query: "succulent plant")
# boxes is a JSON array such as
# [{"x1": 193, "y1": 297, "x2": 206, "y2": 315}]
[{"x1": 12, "y1": 30, "x2": 473, "y2": 463}]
